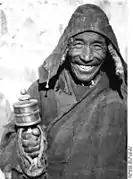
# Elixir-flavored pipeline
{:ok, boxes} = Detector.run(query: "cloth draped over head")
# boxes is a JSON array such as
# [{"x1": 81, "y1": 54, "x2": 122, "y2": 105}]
[{"x1": 39, "y1": 4, "x2": 127, "y2": 98}]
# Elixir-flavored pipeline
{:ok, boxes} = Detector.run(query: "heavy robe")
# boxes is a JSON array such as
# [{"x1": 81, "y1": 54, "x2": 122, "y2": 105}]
[{"x1": 0, "y1": 4, "x2": 127, "y2": 179}]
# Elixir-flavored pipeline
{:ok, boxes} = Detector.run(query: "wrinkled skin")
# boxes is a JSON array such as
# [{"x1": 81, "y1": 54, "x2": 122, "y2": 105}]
[
  {"x1": 21, "y1": 127, "x2": 41, "y2": 157},
  {"x1": 21, "y1": 32, "x2": 108, "y2": 155},
  {"x1": 0, "y1": 4, "x2": 127, "y2": 179},
  {"x1": 68, "y1": 32, "x2": 107, "y2": 84}
]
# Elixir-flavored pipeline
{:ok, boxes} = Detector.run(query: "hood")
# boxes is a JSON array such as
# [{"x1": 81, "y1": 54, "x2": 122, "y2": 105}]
[{"x1": 38, "y1": 4, "x2": 127, "y2": 97}]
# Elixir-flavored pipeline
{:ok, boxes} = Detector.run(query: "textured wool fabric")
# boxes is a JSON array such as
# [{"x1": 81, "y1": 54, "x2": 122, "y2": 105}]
[
  {"x1": 39, "y1": 4, "x2": 127, "y2": 90},
  {"x1": 0, "y1": 4, "x2": 127, "y2": 179}
]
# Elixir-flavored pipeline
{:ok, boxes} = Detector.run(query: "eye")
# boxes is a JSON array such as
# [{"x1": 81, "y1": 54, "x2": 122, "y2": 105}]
[
  {"x1": 92, "y1": 43, "x2": 106, "y2": 51},
  {"x1": 92, "y1": 44, "x2": 102, "y2": 49},
  {"x1": 72, "y1": 41, "x2": 84, "y2": 49}
]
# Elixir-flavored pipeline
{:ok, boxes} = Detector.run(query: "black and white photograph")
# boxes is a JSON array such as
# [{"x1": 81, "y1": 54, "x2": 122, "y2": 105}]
[{"x1": 0, "y1": 0, "x2": 128, "y2": 178}]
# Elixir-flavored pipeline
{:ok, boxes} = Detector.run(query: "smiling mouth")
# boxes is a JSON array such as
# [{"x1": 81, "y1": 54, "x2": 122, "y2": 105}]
[{"x1": 75, "y1": 64, "x2": 94, "y2": 72}]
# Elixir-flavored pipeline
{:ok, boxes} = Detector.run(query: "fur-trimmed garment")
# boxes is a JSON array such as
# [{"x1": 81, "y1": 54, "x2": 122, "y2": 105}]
[{"x1": 0, "y1": 4, "x2": 127, "y2": 179}]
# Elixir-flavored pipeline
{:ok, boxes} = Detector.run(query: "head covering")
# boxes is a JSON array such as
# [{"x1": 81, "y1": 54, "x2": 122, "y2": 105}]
[{"x1": 39, "y1": 4, "x2": 127, "y2": 98}]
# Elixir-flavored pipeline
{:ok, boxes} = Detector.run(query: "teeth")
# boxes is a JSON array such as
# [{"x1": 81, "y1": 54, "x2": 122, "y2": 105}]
[{"x1": 77, "y1": 65, "x2": 93, "y2": 71}]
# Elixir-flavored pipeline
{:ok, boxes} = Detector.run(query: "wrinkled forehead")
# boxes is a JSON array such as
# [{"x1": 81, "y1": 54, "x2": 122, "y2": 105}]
[{"x1": 72, "y1": 31, "x2": 107, "y2": 43}]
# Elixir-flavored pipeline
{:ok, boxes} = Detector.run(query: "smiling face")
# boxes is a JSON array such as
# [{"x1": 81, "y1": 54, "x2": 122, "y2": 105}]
[{"x1": 68, "y1": 32, "x2": 107, "y2": 83}]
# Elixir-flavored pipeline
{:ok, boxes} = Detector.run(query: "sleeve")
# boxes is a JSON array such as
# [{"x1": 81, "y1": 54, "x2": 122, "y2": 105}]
[
  {"x1": 0, "y1": 114, "x2": 17, "y2": 171},
  {"x1": 0, "y1": 92, "x2": 12, "y2": 142},
  {"x1": 0, "y1": 92, "x2": 16, "y2": 171},
  {"x1": 0, "y1": 81, "x2": 40, "y2": 173}
]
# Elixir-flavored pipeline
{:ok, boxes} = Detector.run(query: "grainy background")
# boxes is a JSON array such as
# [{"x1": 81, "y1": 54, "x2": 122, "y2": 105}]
[{"x1": 0, "y1": 0, "x2": 127, "y2": 106}]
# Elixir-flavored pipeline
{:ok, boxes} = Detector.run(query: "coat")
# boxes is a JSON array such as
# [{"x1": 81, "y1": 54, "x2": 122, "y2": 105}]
[
  {"x1": 0, "y1": 70, "x2": 127, "y2": 179},
  {"x1": 0, "y1": 3, "x2": 127, "y2": 179}
]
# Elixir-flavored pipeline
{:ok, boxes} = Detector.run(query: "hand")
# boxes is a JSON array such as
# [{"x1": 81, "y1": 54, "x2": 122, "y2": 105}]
[
  {"x1": 21, "y1": 127, "x2": 41, "y2": 158},
  {"x1": 0, "y1": 169, "x2": 5, "y2": 179}
]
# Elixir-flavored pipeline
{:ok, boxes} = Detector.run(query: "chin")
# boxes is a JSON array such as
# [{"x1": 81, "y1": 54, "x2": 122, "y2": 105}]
[
  {"x1": 74, "y1": 68, "x2": 101, "y2": 83},
  {"x1": 74, "y1": 72, "x2": 96, "y2": 83},
  {"x1": 78, "y1": 77, "x2": 93, "y2": 83},
  {"x1": 72, "y1": 72, "x2": 91, "y2": 82}
]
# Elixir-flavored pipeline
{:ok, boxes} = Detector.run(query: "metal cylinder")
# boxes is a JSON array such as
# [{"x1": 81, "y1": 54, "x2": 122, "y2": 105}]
[{"x1": 13, "y1": 89, "x2": 41, "y2": 127}]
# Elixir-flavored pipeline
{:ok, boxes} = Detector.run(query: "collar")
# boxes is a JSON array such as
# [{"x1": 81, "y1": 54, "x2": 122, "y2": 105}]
[
  {"x1": 55, "y1": 69, "x2": 109, "y2": 96},
  {"x1": 47, "y1": 71, "x2": 110, "y2": 132},
  {"x1": 38, "y1": 61, "x2": 110, "y2": 96}
]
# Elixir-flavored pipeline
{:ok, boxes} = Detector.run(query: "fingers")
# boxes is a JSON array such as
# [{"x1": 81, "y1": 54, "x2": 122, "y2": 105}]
[
  {"x1": 20, "y1": 127, "x2": 42, "y2": 156},
  {"x1": 22, "y1": 132, "x2": 34, "y2": 140},
  {"x1": 22, "y1": 132, "x2": 39, "y2": 141},
  {"x1": 24, "y1": 144, "x2": 40, "y2": 153},
  {"x1": 22, "y1": 127, "x2": 41, "y2": 138},
  {"x1": 32, "y1": 127, "x2": 41, "y2": 136},
  {"x1": 22, "y1": 137, "x2": 40, "y2": 147},
  {"x1": 22, "y1": 137, "x2": 41, "y2": 155},
  {"x1": 27, "y1": 151, "x2": 40, "y2": 158}
]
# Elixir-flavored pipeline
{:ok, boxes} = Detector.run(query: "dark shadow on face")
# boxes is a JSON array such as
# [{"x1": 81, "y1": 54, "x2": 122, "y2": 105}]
[
  {"x1": 39, "y1": 40, "x2": 123, "y2": 100},
  {"x1": 101, "y1": 49, "x2": 123, "y2": 98},
  {"x1": 64, "y1": 45, "x2": 123, "y2": 98}
]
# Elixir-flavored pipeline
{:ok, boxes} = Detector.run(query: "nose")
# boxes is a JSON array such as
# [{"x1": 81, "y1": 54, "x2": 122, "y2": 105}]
[{"x1": 81, "y1": 46, "x2": 91, "y2": 62}]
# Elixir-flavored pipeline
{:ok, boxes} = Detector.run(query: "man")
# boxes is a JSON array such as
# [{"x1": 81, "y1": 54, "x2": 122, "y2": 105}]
[{"x1": 0, "y1": 4, "x2": 127, "y2": 179}]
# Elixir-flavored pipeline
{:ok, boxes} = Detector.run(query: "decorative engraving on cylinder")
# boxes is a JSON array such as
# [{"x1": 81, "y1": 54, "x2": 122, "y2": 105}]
[{"x1": 13, "y1": 89, "x2": 48, "y2": 178}]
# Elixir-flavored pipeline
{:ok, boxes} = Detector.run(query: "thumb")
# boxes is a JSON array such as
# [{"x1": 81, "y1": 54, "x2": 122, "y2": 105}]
[{"x1": 0, "y1": 169, "x2": 5, "y2": 179}]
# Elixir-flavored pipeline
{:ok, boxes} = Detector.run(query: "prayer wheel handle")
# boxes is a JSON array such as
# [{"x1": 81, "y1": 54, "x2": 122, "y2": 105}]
[{"x1": 13, "y1": 89, "x2": 48, "y2": 178}]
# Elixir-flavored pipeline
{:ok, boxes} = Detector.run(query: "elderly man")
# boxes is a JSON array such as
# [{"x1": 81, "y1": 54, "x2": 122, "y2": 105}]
[{"x1": 0, "y1": 4, "x2": 127, "y2": 179}]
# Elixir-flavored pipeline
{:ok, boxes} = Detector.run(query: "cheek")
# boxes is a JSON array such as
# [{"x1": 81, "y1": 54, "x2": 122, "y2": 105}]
[
  {"x1": 92, "y1": 49, "x2": 107, "y2": 61},
  {"x1": 68, "y1": 48, "x2": 82, "y2": 58},
  {"x1": 68, "y1": 48, "x2": 107, "y2": 63}
]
